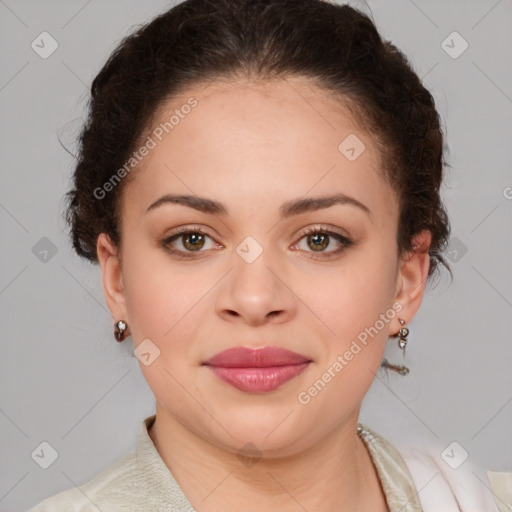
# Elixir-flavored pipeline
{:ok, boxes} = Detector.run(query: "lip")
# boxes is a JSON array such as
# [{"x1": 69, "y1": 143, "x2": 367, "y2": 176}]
[{"x1": 203, "y1": 346, "x2": 312, "y2": 393}]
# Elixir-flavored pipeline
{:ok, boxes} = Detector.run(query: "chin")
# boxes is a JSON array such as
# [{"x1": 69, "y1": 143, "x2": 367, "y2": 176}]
[{"x1": 209, "y1": 411, "x2": 306, "y2": 453}]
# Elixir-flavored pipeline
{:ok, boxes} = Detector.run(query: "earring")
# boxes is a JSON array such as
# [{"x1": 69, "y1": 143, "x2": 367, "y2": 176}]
[
  {"x1": 381, "y1": 358, "x2": 410, "y2": 376},
  {"x1": 396, "y1": 318, "x2": 409, "y2": 356},
  {"x1": 114, "y1": 320, "x2": 128, "y2": 342},
  {"x1": 380, "y1": 318, "x2": 410, "y2": 376}
]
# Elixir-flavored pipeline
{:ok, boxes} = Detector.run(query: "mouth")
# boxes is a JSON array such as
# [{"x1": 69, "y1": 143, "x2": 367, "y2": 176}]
[{"x1": 202, "y1": 346, "x2": 312, "y2": 393}]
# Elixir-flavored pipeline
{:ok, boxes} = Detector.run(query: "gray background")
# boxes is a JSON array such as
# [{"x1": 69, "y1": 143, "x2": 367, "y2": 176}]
[{"x1": 1, "y1": 0, "x2": 511, "y2": 510}]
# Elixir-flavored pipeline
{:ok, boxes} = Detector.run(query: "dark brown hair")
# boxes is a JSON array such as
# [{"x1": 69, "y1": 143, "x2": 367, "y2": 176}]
[{"x1": 64, "y1": 0, "x2": 452, "y2": 285}]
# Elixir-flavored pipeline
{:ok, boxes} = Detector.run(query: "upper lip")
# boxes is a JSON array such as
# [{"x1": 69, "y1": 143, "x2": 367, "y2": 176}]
[{"x1": 203, "y1": 346, "x2": 311, "y2": 368}]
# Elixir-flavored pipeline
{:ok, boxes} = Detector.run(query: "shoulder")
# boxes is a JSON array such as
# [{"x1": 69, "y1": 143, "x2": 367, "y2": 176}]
[
  {"x1": 28, "y1": 414, "x2": 195, "y2": 512},
  {"x1": 486, "y1": 471, "x2": 512, "y2": 512},
  {"x1": 28, "y1": 450, "x2": 139, "y2": 512},
  {"x1": 391, "y1": 434, "x2": 510, "y2": 512},
  {"x1": 358, "y1": 423, "x2": 510, "y2": 511}
]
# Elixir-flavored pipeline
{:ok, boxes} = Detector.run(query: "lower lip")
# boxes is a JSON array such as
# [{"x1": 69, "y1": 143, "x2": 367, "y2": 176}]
[{"x1": 206, "y1": 363, "x2": 310, "y2": 393}]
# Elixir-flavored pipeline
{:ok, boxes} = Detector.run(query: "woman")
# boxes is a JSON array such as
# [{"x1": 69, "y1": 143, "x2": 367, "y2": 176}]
[{"x1": 29, "y1": 0, "x2": 510, "y2": 510}]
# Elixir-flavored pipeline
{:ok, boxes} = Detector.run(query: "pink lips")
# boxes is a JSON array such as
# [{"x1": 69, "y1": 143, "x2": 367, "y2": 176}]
[{"x1": 203, "y1": 346, "x2": 311, "y2": 393}]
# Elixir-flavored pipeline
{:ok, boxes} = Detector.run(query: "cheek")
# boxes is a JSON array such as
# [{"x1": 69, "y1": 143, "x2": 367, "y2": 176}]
[
  {"x1": 121, "y1": 241, "x2": 200, "y2": 338},
  {"x1": 121, "y1": 243, "x2": 218, "y2": 392},
  {"x1": 294, "y1": 257, "x2": 397, "y2": 419},
  {"x1": 307, "y1": 242, "x2": 398, "y2": 371},
  {"x1": 322, "y1": 246, "x2": 397, "y2": 325},
  {"x1": 121, "y1": 246, "x2": 209, "y2": 408},
  {"x1": 122, "y1": 249, "x2": 171, "y2": 340}
]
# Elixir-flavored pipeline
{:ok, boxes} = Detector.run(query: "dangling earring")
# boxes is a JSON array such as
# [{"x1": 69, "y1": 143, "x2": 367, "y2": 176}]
[
  {"x1": 381, "y1": 318, "x2": 410, "y2": 376},
  {"x1": 114, "y1": 320, "x2": 129, "y2": 342},
  {"x1": 396, "y1": 318, "x2": 409, "y2": 356}
]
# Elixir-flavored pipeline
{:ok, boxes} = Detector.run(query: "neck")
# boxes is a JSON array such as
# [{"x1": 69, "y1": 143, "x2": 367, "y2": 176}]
[{"x1": 148, "y1": 404, "x2": 388, "y2": 512}]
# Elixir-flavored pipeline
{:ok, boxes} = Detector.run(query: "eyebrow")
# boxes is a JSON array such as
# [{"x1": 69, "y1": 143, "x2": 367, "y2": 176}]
[{"x1": 145, "y1": 193, "x2": 372, "y2": 219}]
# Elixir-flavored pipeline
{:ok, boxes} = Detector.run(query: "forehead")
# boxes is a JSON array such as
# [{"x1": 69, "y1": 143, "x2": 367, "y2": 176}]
[{"x1": 121, "y1": 76, "x2": 396, "y2": 224}]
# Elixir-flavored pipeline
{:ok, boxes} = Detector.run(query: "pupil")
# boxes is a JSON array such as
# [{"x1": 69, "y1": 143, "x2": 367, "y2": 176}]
[
  {"x1": 185, "y1": 233, "x2": 204, "y2": 250},
  {"x1": 310, "y1": 233, "x2": 328, "y2": 251}
]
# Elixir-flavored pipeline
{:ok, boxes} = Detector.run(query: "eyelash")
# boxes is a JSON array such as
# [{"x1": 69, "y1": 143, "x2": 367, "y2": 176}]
[{"x1": 159, "y1": 224, "x2": 354, "y2": 261}]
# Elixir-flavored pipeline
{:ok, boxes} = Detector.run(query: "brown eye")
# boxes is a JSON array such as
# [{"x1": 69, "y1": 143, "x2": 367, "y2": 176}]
[
  {"x1": 160, "y1": 227, "x2": 220, "y2": 260},
  {"x1": 293, "y1": 226, "x2": 354, "y2": 260},
  {"x1": 181, "y1": 232, "x2": 206, "y2": 251},
  {"x1": 306, "y1": 232, "x2": 329, "y2": 252}
]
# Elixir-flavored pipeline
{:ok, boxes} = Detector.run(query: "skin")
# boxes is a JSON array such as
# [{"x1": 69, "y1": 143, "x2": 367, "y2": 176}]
[{"x1": 97, "y1": 76, "x2": 431, "y2": 511}]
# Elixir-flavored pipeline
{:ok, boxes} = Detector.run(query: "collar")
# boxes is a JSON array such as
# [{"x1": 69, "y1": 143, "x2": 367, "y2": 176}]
[{"x1": 135, "y1": 414, "x2": 423, "y2": 511}]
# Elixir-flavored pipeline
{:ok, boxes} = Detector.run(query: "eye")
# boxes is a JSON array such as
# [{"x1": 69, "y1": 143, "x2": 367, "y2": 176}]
[
  {"x1": 160, "y1": 226, "x2": 221, "y2": 260},
  {"x1": 292, "y1": 225, "x2": 354, "y2": 259},
  {"x1": 160, "y1": 224, "x2": 353, "y2": 261}
]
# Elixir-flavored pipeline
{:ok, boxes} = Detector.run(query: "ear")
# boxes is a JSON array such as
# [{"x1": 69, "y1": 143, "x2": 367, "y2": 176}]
[
  {"x1": 97, "y1": 233, "x2": 128, "y2": 323},
  {"x1": 393, "y1": 230, "x2": 432, "y2": 330}
]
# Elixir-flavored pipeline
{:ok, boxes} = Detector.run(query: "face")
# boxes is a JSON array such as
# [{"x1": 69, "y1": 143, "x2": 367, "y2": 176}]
[{"x1": 98, "y1": 76, "x2": 430, "y2": 457}]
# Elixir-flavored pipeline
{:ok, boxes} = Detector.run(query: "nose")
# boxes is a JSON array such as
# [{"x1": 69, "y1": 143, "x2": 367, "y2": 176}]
[{"x1": 215, "y1": 244, "x2": 296, "y2": 327}]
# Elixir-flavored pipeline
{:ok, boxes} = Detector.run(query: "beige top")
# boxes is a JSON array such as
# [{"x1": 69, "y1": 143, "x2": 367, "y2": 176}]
[{"x1": 29, "y1": 414, "x2": 510, "y2": 512}]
